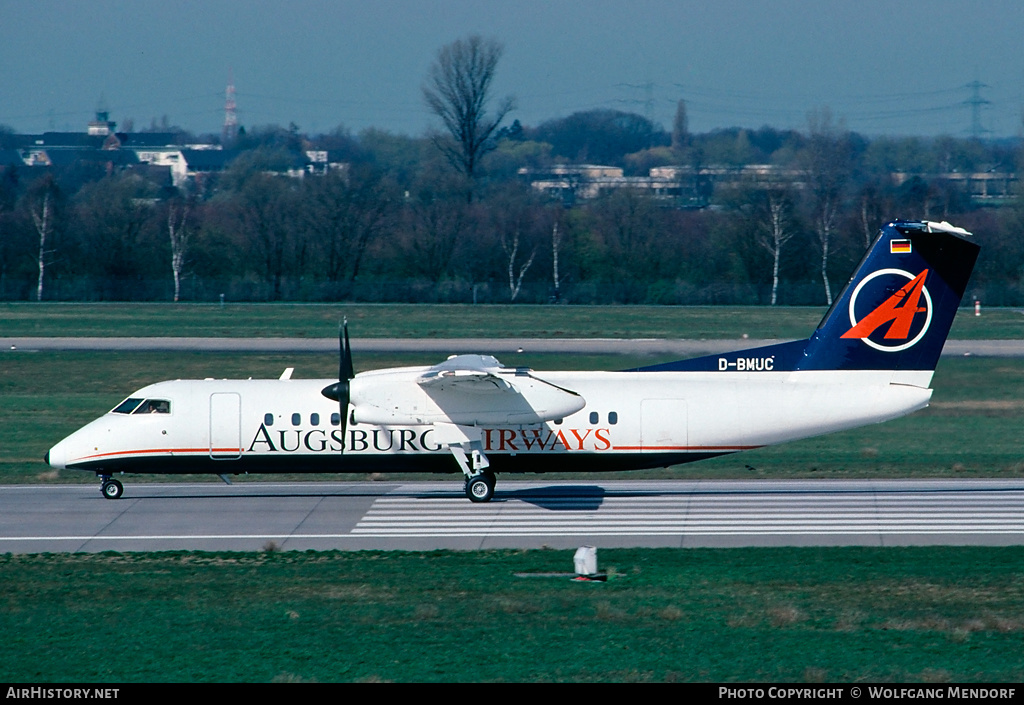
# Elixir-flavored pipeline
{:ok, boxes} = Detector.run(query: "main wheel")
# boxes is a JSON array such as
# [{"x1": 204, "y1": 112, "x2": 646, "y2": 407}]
[
  {"x1": 101, "y1": 479, "x2": 124, "y2": 500},
  {"x1": 465, "y1": 473, "x2": 495, "y2": 503}
]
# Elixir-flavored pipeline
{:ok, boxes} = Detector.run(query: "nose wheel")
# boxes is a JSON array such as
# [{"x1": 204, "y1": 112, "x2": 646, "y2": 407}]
[
  {"x1": 465, "y1": 472, "x2": 495, "y2": 503},
  {"x1": 100, "y1": 477, "x2": 123, "y2": 500}
]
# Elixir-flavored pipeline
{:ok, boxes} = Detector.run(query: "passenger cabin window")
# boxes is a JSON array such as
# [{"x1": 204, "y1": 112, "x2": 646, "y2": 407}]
[
  {"x1": 609, "y1": 412, "x2": 618, "y2": 425},
  {"x1": 589, "y1": 412, "x2": 599, "y2": 425},
  {"x1": 132, "y1": 399, "x2": 170, "y2": 414},
  {"x1": 331, "y1": 413, "x2": 341, "y2": 427},
  {"x1": 311, "y1": 413, "x2": 320, "y2": 426},
  {"x1": 291, "y1": 413, "x2": 301, "y2": 426},
  {"x1": 264, "y1": 413, "x2": 274, "y2": 426}
]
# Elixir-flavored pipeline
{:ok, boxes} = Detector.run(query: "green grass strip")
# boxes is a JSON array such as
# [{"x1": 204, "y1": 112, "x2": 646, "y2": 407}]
[
  {"x1": 2, "y1": 547, "x2": 1023, "y2": 682},
  {"x1": 3, "y1": 302, "x2": 1022, "y2": 339}
]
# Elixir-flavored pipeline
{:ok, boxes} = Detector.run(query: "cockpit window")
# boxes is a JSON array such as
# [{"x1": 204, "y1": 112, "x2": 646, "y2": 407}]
[
  {"x1": 112, "y1": 398, "x2": 144, "y2": 414},
  {"x1": 132, "y1": 399, "x2": 171, "y2": 414}
]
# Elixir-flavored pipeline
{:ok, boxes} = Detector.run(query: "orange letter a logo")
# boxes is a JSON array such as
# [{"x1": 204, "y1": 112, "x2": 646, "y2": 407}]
[{"x1": 842, "y1": 270, "x2": 929, "y2": 340}]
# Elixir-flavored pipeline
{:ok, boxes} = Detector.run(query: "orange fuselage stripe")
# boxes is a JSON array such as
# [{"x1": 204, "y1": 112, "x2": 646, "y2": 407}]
[{"x1": 71, "y1": 444, "x2": 757, "y2": 464}]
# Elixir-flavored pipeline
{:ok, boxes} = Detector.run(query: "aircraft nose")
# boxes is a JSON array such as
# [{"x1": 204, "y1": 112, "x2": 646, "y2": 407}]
[{"x1": 46, "y1": 443, "x2": 66, "y2": 470}]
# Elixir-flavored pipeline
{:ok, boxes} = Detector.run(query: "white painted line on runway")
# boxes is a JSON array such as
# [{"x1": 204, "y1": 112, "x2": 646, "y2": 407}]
[
  {"x1": 5, "y1": 527, "x2": 1024, "y2": 542},
  {"x1": 0, "y1": 534, "x2": 366, "y2": 542},
  {"x1": 351, "y1": 490, "x2": 1024, "y2": 537}
]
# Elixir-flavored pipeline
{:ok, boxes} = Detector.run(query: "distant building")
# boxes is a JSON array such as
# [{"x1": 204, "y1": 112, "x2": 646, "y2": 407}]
[
  {"x1": 521, "y1": 162, "x2": 1017, "y2": 208},
  {"x1": 3, "y1": 110, "x2": 235, "y2": 189},
  {"x1": 891, "y1": 170, "x2": 1017, "y2": 205},
  {"x1": 86, "y1": 110, "x2": 116, "y2": 136},
  {"x1": 2, "y1": 110, "x2": 354, "y2": 192},
  {"x1": 519, "y1": 164, "x2": 698, "y2": 205},
  {"x1": 300, "y1": 150, "x2": 350, "y2": 178}
]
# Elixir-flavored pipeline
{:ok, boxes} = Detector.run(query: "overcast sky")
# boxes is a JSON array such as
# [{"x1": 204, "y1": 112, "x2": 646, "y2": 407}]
[{"x1": 3, "y1": 0, "x2": 1024, "y2": 139}]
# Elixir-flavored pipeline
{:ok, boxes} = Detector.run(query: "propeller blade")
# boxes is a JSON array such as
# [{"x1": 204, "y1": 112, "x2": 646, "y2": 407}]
[
  {"x1": 341, "y1": 319, "x2": 354, "y2": 382},
  {"x1": 338, "y1": 319, "x2": 353, "y2": 452}
]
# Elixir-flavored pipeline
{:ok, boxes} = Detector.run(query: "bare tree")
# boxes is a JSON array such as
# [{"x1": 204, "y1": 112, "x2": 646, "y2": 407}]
[
  {"x1": 502, "y1": 225, "x2": 536, "y2": 302},
  {"x1": 403, "y1": 184, "x2": 469, "y2": 283},
  {"x1": 164, "y1": 190, "x2": 195, "y2": 302},
  {"x1": 857, "y1": 180, "x2": 890, "y2": 249},
  {"x1": 304, "y1": 167, "x2": 394, "y2": 289},
  {"x1": 671, "y1": 99, "x2": 689, "y2": 154},
  {"x1": 551, "y1": 219, "x2": 562, "y2": 303},
  {"x1": 423, "y1": 35, "x2": 515, "y2": 200},
  {"x1": 756, "y1": 187, "x2": 796, "y2": 306},
  {"x1": 27, "y1": 175, "x2": 60, "y2": 302},
  {"x1": 593, "y1": 188, "x2": 658, "y2": 283},
  {"x1": 227, "y1": 172, "x2": 300, "y2": 300},
  {"x1": 74, "y1": 174, "x2": 158, "y2": 297},
  {"x1": 486, "y1": 184, "x2": 542, "y2": 302},
  {"x1": 804, "y1": 108, "x2": 851, "y2": 306},
  {"x1": 0, "y1": 168, "x2": 15, "y2": 292}
]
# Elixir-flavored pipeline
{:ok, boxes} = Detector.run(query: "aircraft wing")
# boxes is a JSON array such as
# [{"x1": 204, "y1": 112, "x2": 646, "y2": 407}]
[
  {"x1": 418, "y1": 354, "x2": 581, "y2": 395},
  {"x1": 414, "y1": 354, "x2": 586, "y2": 423}
]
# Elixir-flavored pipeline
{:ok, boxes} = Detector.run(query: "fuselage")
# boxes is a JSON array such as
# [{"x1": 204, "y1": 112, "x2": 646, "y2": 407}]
[{"x1": 46, "y1": 367, "x2": 933, "y2": 477}]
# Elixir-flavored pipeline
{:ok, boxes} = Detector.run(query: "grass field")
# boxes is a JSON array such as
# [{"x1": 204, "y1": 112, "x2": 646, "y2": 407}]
[
  {"x1": 3, "y1": 302, "x2": 1024, "y2": 339},
  {"x1": 2, "y1": 547, "x2": 1023, "y2": 682}
]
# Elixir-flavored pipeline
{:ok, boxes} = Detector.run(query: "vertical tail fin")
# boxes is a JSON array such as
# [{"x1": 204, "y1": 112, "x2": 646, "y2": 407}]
[{"x1": 800, "y1": 220, "x2": 979, "y2": 371}]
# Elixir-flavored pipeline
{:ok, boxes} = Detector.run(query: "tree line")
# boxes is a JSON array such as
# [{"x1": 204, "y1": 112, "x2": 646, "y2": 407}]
[{"x1": 1, "y1": 36, "x2": 1023, "y2": 306}]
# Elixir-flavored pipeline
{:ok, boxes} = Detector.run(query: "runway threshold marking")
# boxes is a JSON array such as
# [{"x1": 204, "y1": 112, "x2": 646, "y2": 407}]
[{"x1": 349, "y1": 491, "x2": 1024, "y2": 537}]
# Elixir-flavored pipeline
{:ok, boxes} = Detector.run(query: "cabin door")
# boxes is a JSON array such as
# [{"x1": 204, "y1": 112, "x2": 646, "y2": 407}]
[{"x1": 209, "y1": 393, "x2": 242, "y2": 460}]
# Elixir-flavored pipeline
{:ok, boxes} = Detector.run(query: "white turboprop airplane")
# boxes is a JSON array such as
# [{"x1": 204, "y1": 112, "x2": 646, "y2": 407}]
[{"x1": 47, "y1": 220, "x2": 979, "y2": 503}]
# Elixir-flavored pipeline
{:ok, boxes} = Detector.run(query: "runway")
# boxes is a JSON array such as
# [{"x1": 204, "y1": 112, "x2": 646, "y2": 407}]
[{"x1": 3, "y1": 479, "x2": 1024, "y2": 553}]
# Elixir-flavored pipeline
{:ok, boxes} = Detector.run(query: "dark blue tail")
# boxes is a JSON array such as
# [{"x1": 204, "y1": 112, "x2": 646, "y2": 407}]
[
  {"x1": 800, "y1": 220, "x2": 978, "y2": 371},
  {"x1": 635, "y1": 220, "x2": 979, "y2": 373}
]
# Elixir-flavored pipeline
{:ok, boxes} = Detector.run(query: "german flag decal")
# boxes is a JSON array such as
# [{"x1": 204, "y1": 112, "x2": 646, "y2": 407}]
[{"x1": 890, "y1": 239, "x2": 912, "y2": 254}]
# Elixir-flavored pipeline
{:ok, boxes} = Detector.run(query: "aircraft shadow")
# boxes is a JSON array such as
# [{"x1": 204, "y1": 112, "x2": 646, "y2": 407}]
[
  {"x1": 399, "y1": 484, "x2": 609, "y2": 510},
  {"x1": 499, "y1": 485, "x2": 607, "y2": 511}
]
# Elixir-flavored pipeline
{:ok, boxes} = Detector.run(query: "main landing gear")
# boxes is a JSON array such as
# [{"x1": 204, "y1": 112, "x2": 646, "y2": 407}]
[
  {"x1": 436, "y1": 425, "x2": 498, "y2": 503},
  {"x1": 449, "y1": 441, "x2": 497, "y2": 503},
  {"x1": 99, "y1": 475, "x2": 123, "y2": 500},
  {"x1": 465, "y1": 472, "x2": 496, "y2": 503}
]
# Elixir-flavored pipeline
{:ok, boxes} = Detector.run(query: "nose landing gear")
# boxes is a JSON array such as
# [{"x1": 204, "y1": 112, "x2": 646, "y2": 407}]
[{"x1": 99, "y1": 475, "x2": 123, "y2": 500}]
